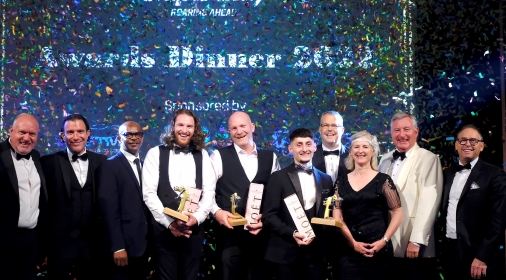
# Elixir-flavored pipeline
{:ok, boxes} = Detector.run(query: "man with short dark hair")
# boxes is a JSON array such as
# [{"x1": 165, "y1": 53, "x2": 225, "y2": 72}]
[
  {"x1": 0, "y1": 113, "x2": 47, "y2": 280},
  {"x1": 143, "y1": 109, "x2": 215, "y2": 280},
  {"x1": 262, "y1": 128, "x2": 333, "y2": 280},
  {"x1": 41, "y1": 113, "x2": 107, "y2": 279},
  {"x1": 99, "y1": 121, "x2": 151, "y2": 280},
  {"x1": 440, "y1": 124, "x2": 506, "y2": 280}
]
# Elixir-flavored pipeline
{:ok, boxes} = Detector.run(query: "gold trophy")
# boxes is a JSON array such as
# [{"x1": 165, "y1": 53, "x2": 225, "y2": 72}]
[
  {"x1": 227, "y1": 193, "x2": 248, "y2": 226},
  {"x1": 163, "y1": 187, "x2": 191, "y2": 222},
  {"x1": 311, "y1": 195, "x2": 343, "y2": 227}
]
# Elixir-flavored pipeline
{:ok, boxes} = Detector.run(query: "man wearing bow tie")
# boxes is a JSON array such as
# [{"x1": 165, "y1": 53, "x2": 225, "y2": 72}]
[
  {"x1": 0, "y1": 113, "x2": 47, "y2": 280},
  {"x1": 262, "y1": 128, "x2": 333, "y2": 280},
  {"x1": 440, "y1": 125, "x2": 506, "y2": 280},
  {"x1": 378, "y1": 112, "x2": 443, "y2": 280},
  {"x1": 142, "y1": 109, "x2": 215, "y2": 280},
  {"x1": 41, "y1": 113, "x2": 107, "y2": 279},
  {"x1": 99, "y1": 121, "x2": 151, "y2": 280}
]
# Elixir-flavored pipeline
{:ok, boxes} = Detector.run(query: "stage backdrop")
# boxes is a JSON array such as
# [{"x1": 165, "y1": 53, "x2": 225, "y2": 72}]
[{"x1": 1, "y1": 0, "x2": 413, "y2": 162}]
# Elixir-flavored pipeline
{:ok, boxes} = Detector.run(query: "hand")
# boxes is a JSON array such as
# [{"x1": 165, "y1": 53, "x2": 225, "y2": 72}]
[
  {"x1": 406, "y1": 242, "x2": 420, "y2": 259},
  {"x1": 214, "y1": 209, "x2": 235, "y2": 229},
  {"x1": 369, "y1": 239, "x2": 387, "y2": 255},
  {"x1": 470, "y1": 258, "x2": 487, "y2": 279},
  {"x1": 245, "y1": 214, "x2": 263, "y2": 235},
  {"x1": 169, "y1": 221, "x2": 192, "y2": 238},
  {"x1": 351, "y1": 241, "x2": 374, "y2": 257},
  {"x1": 113, "y1": 250, "x2": 128, "y2": 266},
  {"x1": 293, "y1": 231, "x2": 314, "y2": 246},
  {"x1": 183, "y1": 212, "x2": 198, "y2": 228}
]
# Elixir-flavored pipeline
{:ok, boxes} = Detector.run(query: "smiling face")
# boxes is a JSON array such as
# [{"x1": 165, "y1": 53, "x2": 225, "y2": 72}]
[
  {"x1": 62, "y1": 120, "x2": 90, "y2": 155},
  {"x1": 350, "y1": 140, "x2": 374, "y2": 168},
  {"x1": 173, "y1": 113, "x2": 195, "y2": 147},
  {"x1": 391, "y1": 117, "x2": 419, "y2": 152},
  {"x1": 455, "y1": 127, "x2": 484, "y2": 164},
  {"x1": 9, "y1": 114, "x2": 39, "y2": 155},
  {"x1": 288, "y1": 137, "x2": 316, "y2": 164},
  {"x1": 118, "y1": 121, "x2": 144, "y2": 156},
  {"x1": 228, "y1": 112, "x2": 255, "y2": 151},
  {"x1": 318, "y1": 113, "x2": 344, "y2": 148}
]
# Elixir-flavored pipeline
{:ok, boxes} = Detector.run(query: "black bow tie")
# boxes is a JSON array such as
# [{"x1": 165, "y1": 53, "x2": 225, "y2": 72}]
[
  {"x1": 393, "y1": 150, "x2": 406, "y2": 161},
  {"x1": 323, "y1": 150, "x2": 340, "y2": 156},
  {"x1": 455, "y1": 163, "x2": 471, "y2": 172},
  {"x1": 295, "y1": 164, "x2": 314, "y2": 175},
  {"x1": 16, "y1": 153, "x2": 31, "y2": 161},
  {"x1": 71, "y1": 153, "x2": 88, "y2": 162},
  {"x1": 174, "y1": 145, "x2": 192, "y2": 155}
]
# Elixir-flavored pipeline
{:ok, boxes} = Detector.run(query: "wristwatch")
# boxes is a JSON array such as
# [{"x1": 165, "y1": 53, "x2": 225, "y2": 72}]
[{"x1": 383, "y1": 236, "x2": 389, "y2": 243}]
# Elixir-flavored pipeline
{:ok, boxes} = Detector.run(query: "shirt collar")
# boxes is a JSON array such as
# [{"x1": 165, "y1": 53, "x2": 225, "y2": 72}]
[
  {"x1": 395, "y1": 146, "x2": 414, "y2": 159},
  {"x1": 233, "y1": 143, "x2": 258, "y2": 156},
  {"x1": 321, "y1": 143, "x2": 341, "y2": 152},
  {"x1": 294, "y1": 160, "x2": 313, "y2": 169},
  {"x1": 460, "y1": 157, "x2": 479, "y2": 169},
  {"x1": 120, "y1": 149, "x2": 140, "y2": 163},
  {"x1": 67, "y1": 147, "x2": 87, "y2": 161}
]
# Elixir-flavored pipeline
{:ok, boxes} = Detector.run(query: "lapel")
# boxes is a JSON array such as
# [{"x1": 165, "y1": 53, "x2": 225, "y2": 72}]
[
  {"x1": 116, "y1": 152, "x2": 142, "y2": 198},
  {"x1": 442, "y1": 166, "x2": 458, "y2": 215},
  {"x1": 287, "y1": 163, "x2": 304, "y2": 206},
  {"x1": 57, "y1": 150, "x2": 72, "y2": 198},
  {"x1": 313, "y1": 169, "x2": 323, "y2": 214},
  {"x1": 0, "y1": 140, "x2": 19, "y2": 200},
  {"x1": 394, "y1": 144, "x2": 420, "y2": 192},
  {"x1": 378, "y1": 151, "x2": 394, "y2": 175},
  {"x1": 31, "y1": 151, "x2": 48, "y2": 202},
  {"x1": 313, "y1": 144, "x2": 325, "y2": 172},
  {"x1": 457, "y1": 158, "x2": 482, "y2": 208}
]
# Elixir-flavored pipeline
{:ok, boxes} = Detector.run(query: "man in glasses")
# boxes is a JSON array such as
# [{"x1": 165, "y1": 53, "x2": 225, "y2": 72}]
[
  {"x1": 378, "y1": 112, "x2": 442, "y2": 280},
  {"x1": 99, "y1": 121, "x2": 151, "y2": 280},
  {"x1": 440, "y1": 124, "x2": 506, "y2": 280}
]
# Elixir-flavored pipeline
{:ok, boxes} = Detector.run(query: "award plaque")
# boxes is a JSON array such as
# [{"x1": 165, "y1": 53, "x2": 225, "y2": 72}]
[
  {"x1": 284, "y1": 194, "x2": 315, "y2": 241},
  {"x1": 243, "y1": 183, "x2": 264, "y2": 230},
  {"x1": 163, "y1": 187, "x2": 202, "y2": 222},
  {"x1": 311, "y1": 195, "x2": 343, "y2": 228},
  {"x1": 227, "y1": 193, "x2": 248, "y2": 226}
]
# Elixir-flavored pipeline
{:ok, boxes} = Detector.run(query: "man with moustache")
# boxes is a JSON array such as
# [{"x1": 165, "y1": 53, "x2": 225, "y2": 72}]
[
  {"x1": 262, "y1": 128, "x2": 333, "y2": 280},
  {"x1": 41, "y1": 113, "x2": 107, "y2": 279},
  {"x1": 440, "y1": 125, "x2": 506, "y2": 280},
  {"x1": 378, "y1": 112, "x2": 443, "y2": 280},
  {"x1": 99, "y1": 121, "x2": 151, "y2": 280},
  {"x1": 210, "y1": 111, "x2": 280, "y2": 280},
  {"x1": 0, "y1": 113, "x2": 47, "y2": 280},
  {"x1": 143, "y1": 109, "x2": 215, "y2": 280}
]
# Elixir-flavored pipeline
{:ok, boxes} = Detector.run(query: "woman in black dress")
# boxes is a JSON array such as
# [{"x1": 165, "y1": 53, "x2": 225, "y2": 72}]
[{"x1": 332, "y1": 131, "x2": 403, "y2": 280}]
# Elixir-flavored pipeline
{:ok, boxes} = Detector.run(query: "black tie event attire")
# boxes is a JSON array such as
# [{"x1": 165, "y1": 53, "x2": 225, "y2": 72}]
[
  {"x1": 41, "y1": 149, "x2": 107, "y2": 280},
  {"x1": 0, "y1": 139, "x2": 47, "y2": 280},
  {"x1": 99, "y1": 150, "x2": 152, "y2": 280}
]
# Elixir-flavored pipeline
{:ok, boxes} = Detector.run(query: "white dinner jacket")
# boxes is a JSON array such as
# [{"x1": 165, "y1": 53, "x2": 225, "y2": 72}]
[{"x1": 378, "y1": 144, "x2": 443, "y2": 258}]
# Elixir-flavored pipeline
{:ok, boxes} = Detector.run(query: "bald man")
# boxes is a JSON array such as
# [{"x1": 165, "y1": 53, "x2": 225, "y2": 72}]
[
  {"x1": 210, "y1": 111, "x2": 280, "y2": 280},
  {"x1": 0, "y1": 113, "x2": 47, "y2": 280},
  {"x1": 99, "y1": 121, "x2": 151, "y2": 280}
]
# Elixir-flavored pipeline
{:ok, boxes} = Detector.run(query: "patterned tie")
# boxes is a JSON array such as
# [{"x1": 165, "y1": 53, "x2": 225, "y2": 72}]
[{"x1": 295, "y1": 164, "x2": 314, "y2": 175}]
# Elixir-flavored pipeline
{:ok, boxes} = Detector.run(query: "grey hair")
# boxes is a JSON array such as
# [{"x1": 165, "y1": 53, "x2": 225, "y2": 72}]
[
  {"x1": 390, "y1": 112, "x2": 418, "y2": 130},
  {"x1": 345, "y1": 130, "x2": 380, "y2": 171},
  {"x1": 320, "y1": 111, "x2": 344, "y2": 126}
]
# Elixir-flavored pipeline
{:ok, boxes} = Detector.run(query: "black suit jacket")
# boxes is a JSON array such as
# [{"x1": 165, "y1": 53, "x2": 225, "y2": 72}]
[
  {"x1": 0, "y1": 140, "x2": 47, "y2": 257},
  {"x1": 98, "y1": 152, "x2": 150, "y2": 258},
  {"x1": 440, "y1": 158, "x2": 506, "y2": 265},
  {"x1": 313, "y1": 144, "x2": 349, "y2": 180},
  {"x1": 41, "y1": 150, "x2": 107, "y2": 259},
  {"x1": 263, "y1": 163, "x2": 333, "y2": 264}
]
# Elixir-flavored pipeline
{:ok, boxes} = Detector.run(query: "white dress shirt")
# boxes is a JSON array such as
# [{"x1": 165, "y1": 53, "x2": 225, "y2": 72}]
[
  {"x1": 120, "y1": 149, "x2": 141, "y2": 185},
  {"x1": 11, "y1": 141, "x2": 41, "y2": 229},
  {"x1": 209, "y1": 143, "x2": 280, "y2": 214},
  {"x1": 390, "y1": 148, "x2": 414, "y2": 183},
  {"x1": 67, "y1": 148, "x2": 89, "y2": 187},
  {"x1": 142, "y1": 146, "x2": 215, "y2": 229},
  {"x1": 296, "y1": 161, "x2": 316, "y2": 210},
  {"x1": 446, "y1": 157, "x2": 479, "y2": 239},
  {"x1": 321, "y1": 143, "x2": 341, "y2": 183}
]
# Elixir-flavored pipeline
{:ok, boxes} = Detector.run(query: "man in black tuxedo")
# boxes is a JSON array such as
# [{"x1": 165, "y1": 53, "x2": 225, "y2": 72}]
[
  {"x1": 440, "y1": 124, "x2": 506, "y2": 280},
  {"x1": 41, "y1": 113, "x2": 107, "y2": 279},
  {"x1": 262, "y1": 128, "x2": 333, "y2": 280},
  {"x1": 0, "y1": 113, "x2": 47, "y2": 280},
  {"x1": 210, "y1": 111, "x2": 280, "y2": 280},
  {"x1": 99, "y1": 121, "x2": 151, "y2": 280}
]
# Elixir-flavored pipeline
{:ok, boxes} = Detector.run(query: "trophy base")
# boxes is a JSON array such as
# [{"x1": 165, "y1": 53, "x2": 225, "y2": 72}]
[
  {"x1": 311, "y1": 217, "x2": 343, "y2": 228},
  {"x1": 163, "y1": 208, "x2": 189, "y2": 222},
  {"x1": 228, "y1": 213, "x2": 248, "y2": 227}
]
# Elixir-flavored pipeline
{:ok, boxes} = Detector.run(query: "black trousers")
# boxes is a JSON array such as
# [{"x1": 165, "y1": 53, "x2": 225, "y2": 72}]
[
  {"x1": 1, "y1": 228, "x2": 38, "y2": 280},
  {"x1": 272, "y1": 246, "x2": 325, "y2": 280},
  {"x1": 389, "y1": 244, "x2": 439, "y2": 280},
  {"x1": 110, "y1": 249, "x2": 151, "y2": 280}
]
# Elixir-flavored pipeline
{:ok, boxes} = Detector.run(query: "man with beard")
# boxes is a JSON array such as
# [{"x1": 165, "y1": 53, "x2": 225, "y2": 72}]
[
  {"x1": 99, "y1": 121, "x2": 151, "y2": 280},
  {"x1": 143, "y1": 109, "x2": 215, "y2": 280},
  {"x1": 41, "y1": 113, "x2": 107, "y2": 279},
  {"x1": 210, "y1": 111, "x2": 280, "y2": 280},
  {"x1": 0, "y1": 113, "x2": 47, "y2": 280}
]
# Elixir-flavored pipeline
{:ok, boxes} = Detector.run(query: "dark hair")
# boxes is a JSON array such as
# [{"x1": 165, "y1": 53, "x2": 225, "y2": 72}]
[
  {"x1": 456, "y1": 124, "x2": 483, "y2": 140},
  {"x1": 289, "y1": 128, "x2": 314, "y2": 142},
  {"x1": 161, "y1": 109, "x2": 206, "y2": 151},
  {"x1": 60, "y1": 113, "x2": 92, "y2": 142}
]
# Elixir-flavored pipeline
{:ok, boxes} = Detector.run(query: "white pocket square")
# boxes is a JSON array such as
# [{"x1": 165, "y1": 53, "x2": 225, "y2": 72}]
[{"x1": 470, "y1": 182, "x2": 480, "y2": 190}]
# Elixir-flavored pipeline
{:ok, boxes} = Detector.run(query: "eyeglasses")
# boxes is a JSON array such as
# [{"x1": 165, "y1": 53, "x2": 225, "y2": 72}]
[
  {"x1": 320, "y1": 124, "x2": 342, "y2": 130},
  {"x1": 456, "y1": 138, "x2": 482, "y2": 146},
  {"x1": 121, "y1": 132, "x2": 144, "y2": 138}
]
